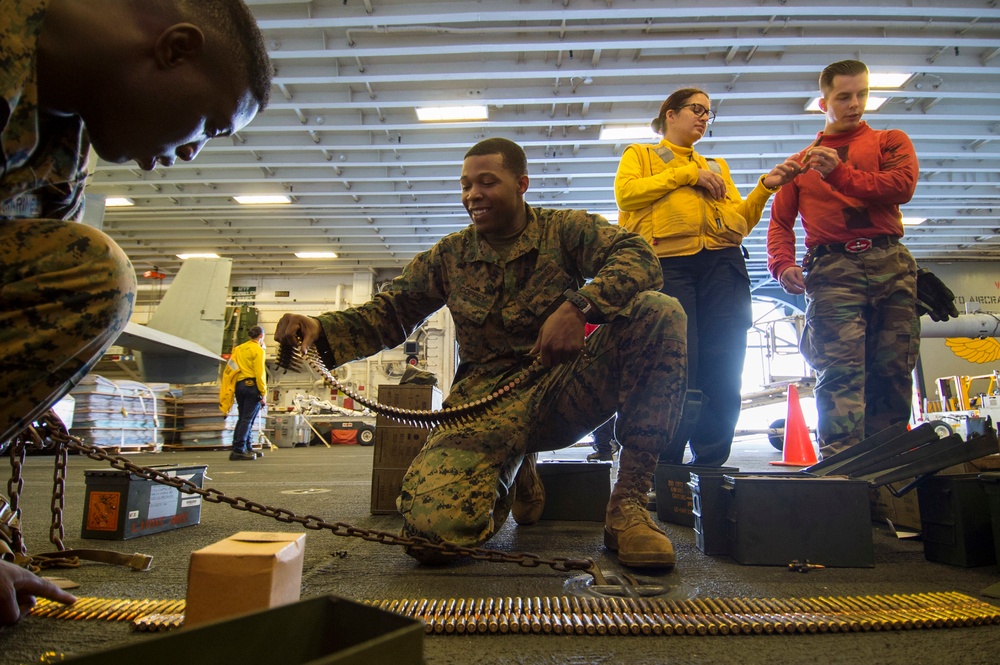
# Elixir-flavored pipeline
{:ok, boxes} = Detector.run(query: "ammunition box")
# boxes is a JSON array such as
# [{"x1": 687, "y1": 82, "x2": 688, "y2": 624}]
[
  {"x1": 537, "y1": 461, "x2": 610, "y2": 521},
  {"x1": 81, "y1": 465, "x2": 206, "y2": 540},
  {"x1": 981, "y1": 472, "x2": 1000, "y2": 573},
  {"x1": 690, "y1": 472, "x2": 735, "y2": 555},
  {"x1": 61, "y1": 595, "x2": 423, "y2": 665},
  {"x1": 722, "y1": 474, "x2": 874, "y2": 567},
  {"x1": 917, "y1": 473, "x2": 996, "y2": 567},
  {"x1": 654, "y1": 463, "x2": 738, "y2": 527}
]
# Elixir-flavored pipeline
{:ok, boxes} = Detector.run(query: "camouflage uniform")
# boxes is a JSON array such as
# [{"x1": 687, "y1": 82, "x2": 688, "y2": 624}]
[
  {"x1": 802, "y1": 245, "x2": 918, "y2": 456},
  {"x1": 313, "y1": 205, "x2": 688, "y2": 549},
  {"x1": 1, "y1": 0, "x2": 137, "y2": 442}
]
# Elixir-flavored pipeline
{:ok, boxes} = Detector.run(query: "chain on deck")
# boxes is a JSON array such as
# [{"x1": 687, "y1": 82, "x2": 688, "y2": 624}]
[{"x1": 5, "y1": 421, "x2": 605, "y2": 583}]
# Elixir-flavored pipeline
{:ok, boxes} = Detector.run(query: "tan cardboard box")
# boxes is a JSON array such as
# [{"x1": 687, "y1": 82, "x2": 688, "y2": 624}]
[
  {"x1": 371, "y1": 467, "x2": 408, "y2": 515},
  {"x1": 185, "y1": 531, "x2": 306, "y2": 628},
  {"x1": 375, "y1": 384, "x2": 443, "y2": 428},
  {"x1": 373, "y1": 426, "x2": 428, "y2": 469}
]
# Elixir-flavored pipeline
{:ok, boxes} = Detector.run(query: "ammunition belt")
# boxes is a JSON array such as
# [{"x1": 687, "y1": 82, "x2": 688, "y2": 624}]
[
  {"x1": 367, "y1": 592, "x2": 1000, "y2": 636},
  {"x1": 31, "y1": 592, "x2": 1000, "y2": 637},
  {"x1": 277, "y1": 344, "x2": 543, "y2": 428}
]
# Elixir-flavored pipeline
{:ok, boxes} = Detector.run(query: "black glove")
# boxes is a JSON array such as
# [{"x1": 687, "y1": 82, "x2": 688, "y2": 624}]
[{"x1": 916, "y1": 268, "x2": 960, "y2": 322}]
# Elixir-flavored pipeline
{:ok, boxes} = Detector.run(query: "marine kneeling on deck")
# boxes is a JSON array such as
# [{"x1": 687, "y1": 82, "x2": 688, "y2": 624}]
[{"x1": 276, "y1": 137, "x2": 688, "y2": 570}]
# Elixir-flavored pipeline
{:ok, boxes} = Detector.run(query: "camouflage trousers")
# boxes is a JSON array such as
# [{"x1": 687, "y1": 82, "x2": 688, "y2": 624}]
[
  {"x1": 0, "y1": 220, "x2": 136, "y2": 443},
  {"x1": 801, "y1": 243, "x2": 919, "y2": 457},
  {"x1": 398, "y1": 290, "x2": 687, "y2": 550}
]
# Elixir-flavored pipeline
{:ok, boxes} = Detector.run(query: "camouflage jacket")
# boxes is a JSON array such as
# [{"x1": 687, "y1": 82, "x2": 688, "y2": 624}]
[
  {"x1": 315, "y1": 205, "x2": 662, "y2": 402},
  {"x1": 1, "y1": 0, "x2": 89, "y2": 221}
]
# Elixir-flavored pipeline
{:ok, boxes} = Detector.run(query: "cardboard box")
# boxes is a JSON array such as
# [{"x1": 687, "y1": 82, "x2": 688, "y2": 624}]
[
  {"x1": 371, "y1": 468, "x2": 408, "y2": 515},
  {"x1": 81, "y1": 465, "x2": 207, "y2": 540},
  {"x1": 185, "y1": 531, "x2": 306, "y2": 628},
  {"x1": 538, "y1": 461, "x2": 611, "y2": 521},
  {"x1": 375, "y1": 384, "x2": 442, "y2": 428},
  {"x1": 373, "y1": 426, "x2": 429, "y2": 468},
  {"x1": 61, "y1": 595, "x2": 423, "y2": 665},
  {"x1": 872, "y1": 482, "x2": 922, "y2": 533},
  {"x1": 370, "y1": 384, "x2": 440, "y2": 514}
]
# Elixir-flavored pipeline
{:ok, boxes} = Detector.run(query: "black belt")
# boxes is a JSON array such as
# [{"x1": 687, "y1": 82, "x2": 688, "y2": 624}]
[
  {"x1": 242, "y1": 379, "x2": 257, "y2": 386},
  {"x1": 812, "y1": 235, "x2": 899, "y2": 259}
]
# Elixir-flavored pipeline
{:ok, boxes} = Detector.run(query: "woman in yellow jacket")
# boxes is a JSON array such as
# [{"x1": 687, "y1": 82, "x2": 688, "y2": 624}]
[{"x1": 615, "y1": 87, "x2": 800, "y2": 466}]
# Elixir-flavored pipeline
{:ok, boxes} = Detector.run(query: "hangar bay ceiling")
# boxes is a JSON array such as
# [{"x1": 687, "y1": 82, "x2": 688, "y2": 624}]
[{"x1": 84, "y1": 0, "x2": 1000, "y2": 290}]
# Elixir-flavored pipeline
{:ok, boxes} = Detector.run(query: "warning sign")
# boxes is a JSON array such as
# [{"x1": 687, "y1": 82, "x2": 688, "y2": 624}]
[{"x1": 86, "y1": 491, "x2": 121, "y2": 531}]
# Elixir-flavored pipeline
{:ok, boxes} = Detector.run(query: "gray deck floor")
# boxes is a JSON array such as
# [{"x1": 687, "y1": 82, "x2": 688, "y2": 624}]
[{"x1": 2, "y1": 436, "x2": 1000, "y2": 664}]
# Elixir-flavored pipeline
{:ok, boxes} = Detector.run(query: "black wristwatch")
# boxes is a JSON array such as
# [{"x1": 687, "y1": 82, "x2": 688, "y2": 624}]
[{"x1": 563, "y1": 289, "x2": 596, "y2": 322}]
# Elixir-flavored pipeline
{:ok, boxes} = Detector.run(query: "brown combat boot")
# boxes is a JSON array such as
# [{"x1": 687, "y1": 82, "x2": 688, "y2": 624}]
[
  {"x1": 604, "y1": 447, "x2": 675, "y2": 569},
  {"x1": 511, "y1": 453, "x2": 545, "y2": 525}
]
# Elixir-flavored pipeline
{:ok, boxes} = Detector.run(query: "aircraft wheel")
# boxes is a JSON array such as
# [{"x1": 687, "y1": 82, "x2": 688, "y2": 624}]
[{"x1": 768, "y1": 419, "x2": 785, "y2": 451}]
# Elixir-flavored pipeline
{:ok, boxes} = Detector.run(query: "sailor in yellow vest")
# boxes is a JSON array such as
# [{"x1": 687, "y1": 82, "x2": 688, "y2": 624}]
[
  {"x1": 219, "y1": 325, "x2": 267, "y2": 460},
  {"x1": 615, "y1": 88, "x2": 801, "y2": 466}
]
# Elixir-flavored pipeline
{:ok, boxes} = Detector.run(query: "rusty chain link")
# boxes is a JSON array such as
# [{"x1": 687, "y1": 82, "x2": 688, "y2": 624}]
[
  {"x1": 49, "y1": 439, "x2": 68, "y2": 551},
  {"x1": 5, "y1": 433, "x2": 27, "y2": 557},
  {"x1": 9, "y1": 415, "x2": 604, "y2": 583}
]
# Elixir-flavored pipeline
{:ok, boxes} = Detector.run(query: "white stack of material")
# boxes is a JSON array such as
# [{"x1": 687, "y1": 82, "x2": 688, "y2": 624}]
[{"x1": 69, "y1": 376, "x2": 168, "y2": 450}]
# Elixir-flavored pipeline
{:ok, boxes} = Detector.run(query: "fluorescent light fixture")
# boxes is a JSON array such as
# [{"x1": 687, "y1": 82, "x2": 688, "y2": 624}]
[
  {"x1": 805, "y1": 96, "x2": 888, "y2": 112},
  {"x1": 104, "y1": 197, "x2": 134, "y2": 207},
  {"x1": 176, "y1": 253, "x2": 220, "y2": 260},
  {"x1": 869, "y1": 72, "x2": 913, "y2": 89},
  {"x1": 294, "y1": 251, "x2": 339, "y2": 259},
  {"x1": 415, "y1": 105, "x2": 488, "y2": 122},
  {"x1": 599, "y1": 126, "x2": 659, "y2": 142},
  {"x1": 902, "y1": 217, "x2": 926, "y2": 226},
  {"x1": 234, "y1": 194, "x2": 292, "y2": 205}
]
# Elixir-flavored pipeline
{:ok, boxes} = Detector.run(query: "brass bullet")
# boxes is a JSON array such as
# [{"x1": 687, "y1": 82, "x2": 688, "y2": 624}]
[
  {"x1": 570, "y1": 614, "x2": 587, "y2": 635},
  {"x1": 551, "y1": 610, "x2": 565, "y2": 635},
  {"x1": 486, "y1": 598, "x2": 499, "y2": 633},
  {"x1": 528, "y1": 597, "x2": 542, "y2": 634},
  {"x1": 599, "y1": 612, "x2": 617, "y2": 636},
  {"x1": 703, "y1": 597, "x2": 743, "y2": 635},
  {"x1": 636, "y1": 599, "x2": 670, "y2": 636},
  {"x1": 114, "y1": 598, "x2": 150, "y2": 622},
  {"x1": 662, "y1": 599, "x2": 703, "y2": 636},
  {"x1": 475, "y1": 598, "x2": 488, "y2": 633}
]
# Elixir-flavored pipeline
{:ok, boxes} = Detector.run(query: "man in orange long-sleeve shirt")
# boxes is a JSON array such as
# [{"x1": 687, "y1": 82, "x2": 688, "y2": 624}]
[{"x1": 766, "y1": 59, "x2": 920, "y2": 457}]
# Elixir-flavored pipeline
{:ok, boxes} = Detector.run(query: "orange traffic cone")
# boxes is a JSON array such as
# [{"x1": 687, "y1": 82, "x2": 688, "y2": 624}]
[{"x1": 770, "y1": 384, "x2": 818, "y2": 467}]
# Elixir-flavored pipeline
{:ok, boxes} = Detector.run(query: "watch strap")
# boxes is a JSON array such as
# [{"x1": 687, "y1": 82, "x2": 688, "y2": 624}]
[{"x1": 563, "y1": 289, "x2": 597, "y2": 323}]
